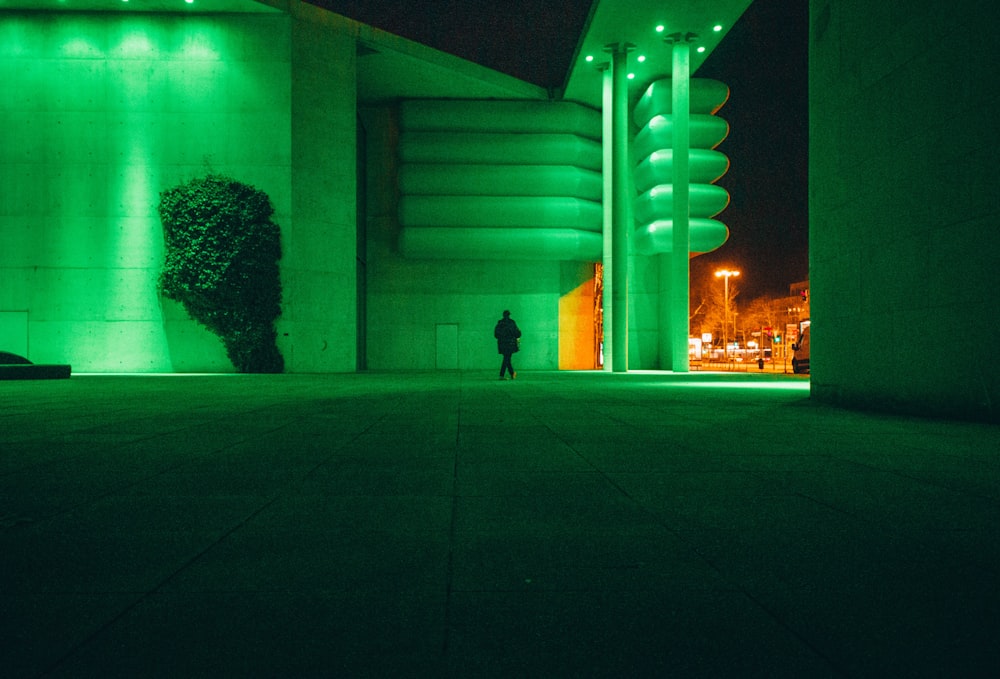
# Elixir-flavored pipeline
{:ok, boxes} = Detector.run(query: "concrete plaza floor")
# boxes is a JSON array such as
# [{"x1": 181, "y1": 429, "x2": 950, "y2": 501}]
[{"x1": 2, "y1": 370, "x2": 999, "y2": 677}]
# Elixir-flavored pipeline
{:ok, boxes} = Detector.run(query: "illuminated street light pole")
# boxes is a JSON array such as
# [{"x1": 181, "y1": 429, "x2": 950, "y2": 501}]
[{"x1": 715, "y1": 269, "x2": 739, "y2": 362}]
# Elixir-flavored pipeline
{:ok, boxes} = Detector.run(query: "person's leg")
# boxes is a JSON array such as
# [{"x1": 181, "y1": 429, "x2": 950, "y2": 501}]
[{"x1": 500, "y1": 353, "x2": 513, "y2": 378}]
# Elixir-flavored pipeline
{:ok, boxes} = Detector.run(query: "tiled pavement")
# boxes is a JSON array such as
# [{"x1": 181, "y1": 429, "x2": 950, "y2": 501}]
[{"x1": 1, "y1": 371, "x2": 998, "y2": 677}]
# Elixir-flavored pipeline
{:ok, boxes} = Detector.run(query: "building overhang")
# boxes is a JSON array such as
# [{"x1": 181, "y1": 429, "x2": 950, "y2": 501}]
[
  {"x1": 562, "y1": 0, "x2": 752, "y2": 107},
  {"x1": 0, "y1": 0, "x2": 548, "y2": 103},
  {"x1": 0, "y1": 0, "x2": 279, "y2": 11}
]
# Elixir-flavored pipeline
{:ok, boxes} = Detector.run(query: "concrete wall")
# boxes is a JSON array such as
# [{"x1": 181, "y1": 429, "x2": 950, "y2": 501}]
[
  {"x1": 361, "y1": 104, "x2": 596, "y2": 372},
  {"x1": 0, "y1": 11, "x2": 292, "y2": 371},
  {"x1": 809, "y1": 0, "x2": 999, "y2": 421},
  {"x1": 281, "y1": 5, "x2": 357, "y2": 372}
]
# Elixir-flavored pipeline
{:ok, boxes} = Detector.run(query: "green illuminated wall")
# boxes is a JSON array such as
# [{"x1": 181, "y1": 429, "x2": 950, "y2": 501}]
[
  {"x1": 809, "y1": 0, "x2": 998, "y2": 421},
  {"x1": 0, "y1": 12, "x2": 290, "y2": 371},
  {"x1": 362, "y1": 101, "x2": 601, "y2": 371},
  {"x1": 0, "y1": 7, "x2": 357, "y2": 373},
  {"x1": 396, "y1": 100, "x2": 602, "y2": 261},
  {"x1": 282, "y1": 7, "x2": 357, "y2": 373}
]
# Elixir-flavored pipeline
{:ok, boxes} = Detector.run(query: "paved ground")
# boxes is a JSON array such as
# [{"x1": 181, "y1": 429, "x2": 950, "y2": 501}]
[{"x1": 2, "y1": 371, "x2": 998, "y2": 678}]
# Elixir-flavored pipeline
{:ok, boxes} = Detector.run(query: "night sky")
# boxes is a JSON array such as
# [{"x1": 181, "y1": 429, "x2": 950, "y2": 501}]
[{"x1": 315, "y1": 0, "x2": 808, "y2": 298}]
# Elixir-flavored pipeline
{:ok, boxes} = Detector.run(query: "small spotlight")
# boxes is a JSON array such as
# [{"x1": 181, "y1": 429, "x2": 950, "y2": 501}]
[
  {"x1": 713, "y1": 24, "x2": 723, "y2": 32},
  {"x1": 655, "y1": 25, "x2": 665, "y2": 33},
  {"x1": 585, "y1": 55, "x2": 594, "y2": 62},
  {"x1": 637, "y1": 55, "x2": 646, "y2": 63},
  {"x1": 627, "y1": 73, "x2": 635, "y2": 80},
  {"x1": 697, "y1": 46, "x2": 706, "y2": 53}
]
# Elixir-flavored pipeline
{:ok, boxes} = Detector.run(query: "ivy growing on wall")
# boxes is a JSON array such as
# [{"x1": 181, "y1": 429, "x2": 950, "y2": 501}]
[{"x1": 158, "y1": 175, "x2": 284, "y2": 373}]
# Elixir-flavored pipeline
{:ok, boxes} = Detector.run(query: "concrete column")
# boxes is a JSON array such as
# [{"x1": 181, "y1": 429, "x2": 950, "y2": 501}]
[
  {"x1": 605, "y1": 43, "x2": 633, "y2": 373},
  {"x1": 600, "y1": 63, "x2": 614, "y2": 371},
  {"x1": 667, "y1": 33, "x2": 695, "y2": 372}
]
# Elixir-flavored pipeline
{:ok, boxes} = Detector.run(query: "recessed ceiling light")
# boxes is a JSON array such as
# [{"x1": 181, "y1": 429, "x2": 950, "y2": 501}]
[
  {"x1": 637, "y1": 55, "x2": 646, "y2": 63},
  {"x1": 655, "y1": 25, "x2": 665, "y2": 33},
  {"x1": 697, "y1": 46, "x2": 706, "y2": 53},
  {"x1": 585, "y1": 55, "x2": 594, "y2": 62},
  {"x1": 713, "y1": 24, "x2": 723, "y2": 32}
]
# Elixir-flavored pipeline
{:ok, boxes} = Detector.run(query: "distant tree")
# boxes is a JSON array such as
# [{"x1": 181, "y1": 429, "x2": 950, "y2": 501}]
[
  {"x1": 158, "y1": 175, "x2": 284, "y2": 373},
  {"x1": 690, "y1": 270, "x2": 739, "y2": 344}
]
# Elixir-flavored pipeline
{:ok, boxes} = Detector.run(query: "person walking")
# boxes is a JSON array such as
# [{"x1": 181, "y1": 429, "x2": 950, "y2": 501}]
[{"x1": 494, "y1": 310, "x2": 521, "y2": 380}]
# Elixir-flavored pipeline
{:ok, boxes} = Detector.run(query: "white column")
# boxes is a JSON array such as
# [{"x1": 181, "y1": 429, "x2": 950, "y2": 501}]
[
  {"x1": 606, "y1": 43, "x2": 633, "y2": 373},
  {"x1": 600, "y1": 63, "x2": 614, "y2": 371},
  {"x1": 668, "y1": 33, "x2": 695, "y2": 372}
]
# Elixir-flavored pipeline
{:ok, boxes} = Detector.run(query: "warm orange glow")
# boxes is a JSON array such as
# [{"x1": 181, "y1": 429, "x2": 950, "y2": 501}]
[{"x1": 559, "y1": 266, "x2": 598, "y2": 370}]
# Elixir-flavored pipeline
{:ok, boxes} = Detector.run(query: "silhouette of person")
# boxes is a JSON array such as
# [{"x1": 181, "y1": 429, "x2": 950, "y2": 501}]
[{"x1": 494, "y1": 310, "x2": 521, "y2": 380}]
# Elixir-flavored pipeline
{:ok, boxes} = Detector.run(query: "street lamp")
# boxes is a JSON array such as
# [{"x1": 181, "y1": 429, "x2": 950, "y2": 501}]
[{"x1": 715, "y1": 269, "x2": 740, "y2": 361}]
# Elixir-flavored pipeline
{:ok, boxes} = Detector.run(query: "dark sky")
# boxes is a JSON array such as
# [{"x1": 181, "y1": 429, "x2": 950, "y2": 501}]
[
  {"x1": 315, "y1": 0, "x2": 808, "y2": 298},
  {"x1": 695, "y1": 0, "x2": 809, "y2": 299}
]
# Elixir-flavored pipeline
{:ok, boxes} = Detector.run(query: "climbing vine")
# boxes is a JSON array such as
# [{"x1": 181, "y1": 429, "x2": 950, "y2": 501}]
[{"x1": 158, "y1": 174, "x2": 284, "y2": 373}]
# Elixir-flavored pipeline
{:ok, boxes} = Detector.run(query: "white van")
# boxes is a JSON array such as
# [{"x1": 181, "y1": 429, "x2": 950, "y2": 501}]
[{"x1": 791, "y1": 321, "x2": 810, "y2": 374}]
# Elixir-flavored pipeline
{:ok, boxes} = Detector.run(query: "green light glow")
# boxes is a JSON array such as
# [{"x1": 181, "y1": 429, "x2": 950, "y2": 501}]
[
  {"x1": 62, "y1": 38, "x2": 100, "y2": 58},
  {"x1": 713, "y1": 24, "x2": 723, "y2": 32},
  {"x1": 655, "y1": 25, "x2": 665, "y2": 33},
  {"x1": 667, "y1": 380, "x2": 810, "y2": 391},
  {"x1": 585, "y1": 55, "x2": 594, "y2": 62},
  {"x1": 119, "y1": 32, "x2": 153, "y2": 57}
]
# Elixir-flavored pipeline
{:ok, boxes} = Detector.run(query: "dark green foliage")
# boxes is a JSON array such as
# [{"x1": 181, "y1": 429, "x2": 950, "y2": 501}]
[{"x1": 158, "y1": 175, "x2": 284, "y2": 373}]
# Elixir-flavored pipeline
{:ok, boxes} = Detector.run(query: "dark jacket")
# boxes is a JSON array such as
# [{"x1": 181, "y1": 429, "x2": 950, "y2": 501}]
[{"x1": 494, "y1": 317, "x2": 521, "y2": 355}]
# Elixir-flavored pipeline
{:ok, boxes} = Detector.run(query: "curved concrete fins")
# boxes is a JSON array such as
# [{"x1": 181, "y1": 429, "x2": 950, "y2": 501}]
[
  {"x1": 400, "y1": 227, "x2": 602, "y2": 261},
  {"x1": 633, "y1": 149, "x2": 730, "y2": 191},
  {"x1": 631, "y1": 78, "x2": 732, "y2": 256},
  {"x1": 634, "y1": 184, "x2": 730, "y2": 223},
  {"x1": 399, "y1": 100, "x2": 601, "y2": 139},
  {"x1": 632, "y1": 115, "x2": 730, "y2": 159},
  {"x1": 632, "y1": 77, "x2": 730, "y2": 122},
  {"x1": 400, "y1": 132, "x2": 602, "y2": 170},
  {"x1": 634, "y1": 219, "x2": 730, "y2": 256},
  {"x1": 400, "y1": 196, "x2": 602, "y2": 230},
  {"x1": 400, "y1": 164, "x2": 602, "y2": 200},
  {"x1": 397, "y1": 100, "x2": 603, "y2": 261}
]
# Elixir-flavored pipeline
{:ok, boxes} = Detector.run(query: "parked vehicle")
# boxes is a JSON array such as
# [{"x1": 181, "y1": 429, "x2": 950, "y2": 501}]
[{"x1": 791, "y1": 320, "x2": 810, "y2": 374}]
